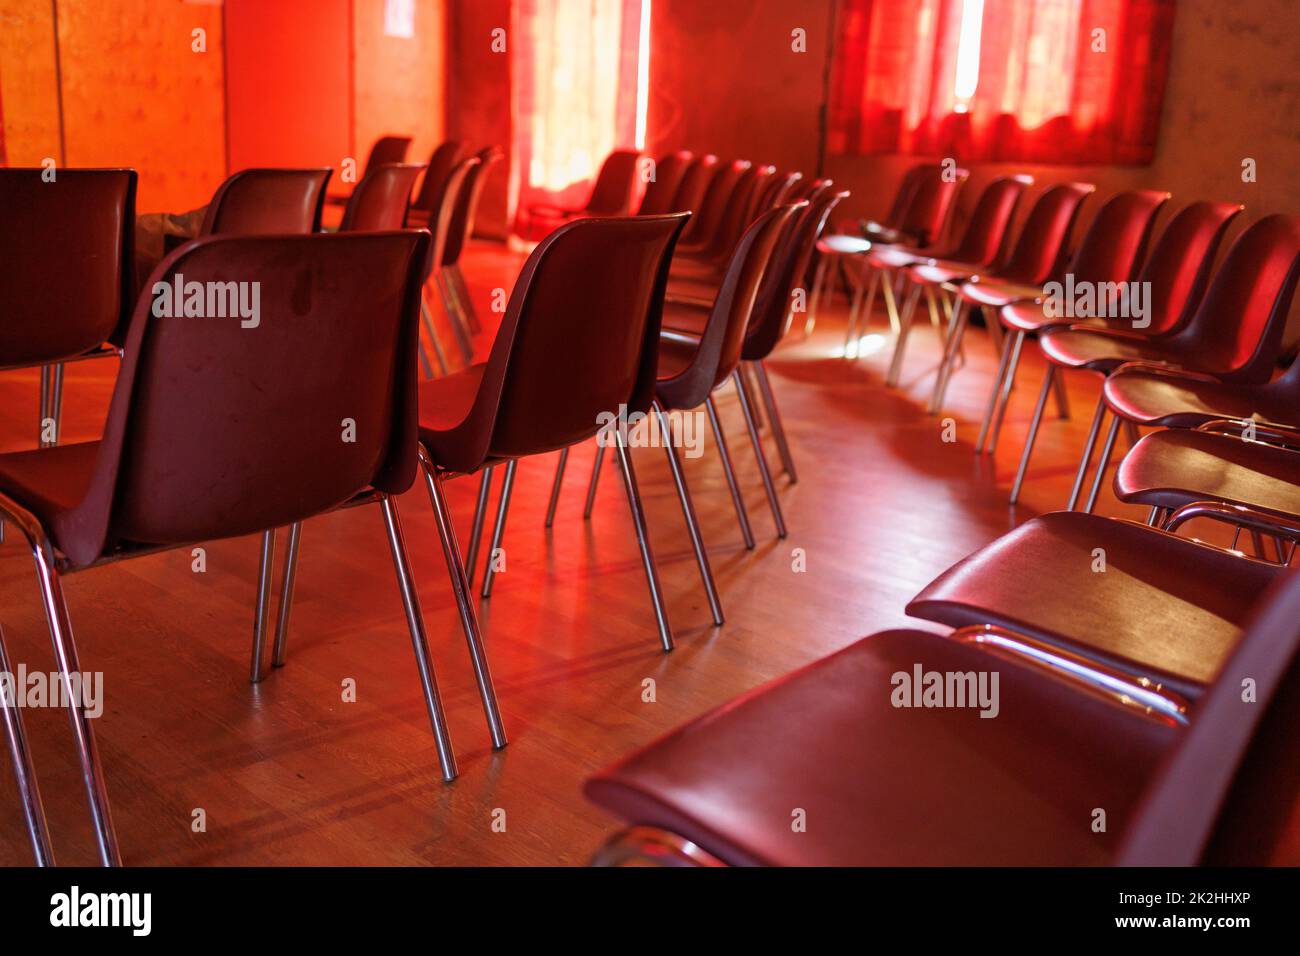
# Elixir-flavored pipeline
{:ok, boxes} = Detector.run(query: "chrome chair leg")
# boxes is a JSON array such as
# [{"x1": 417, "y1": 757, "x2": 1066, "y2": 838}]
[
  {"x1": 733, "y1": 370, "x2": 786, "y2": 538},
  {"x1": 419, "y1": 455, "x2": 508, "y2": 750},
  {"x1": 250, "y1": 528, "x2": 276, "y2": 683},
  {"x1": 844, "y1": 266, "x2": 879, "y2": 358},
  {"x1": 879, "y1": 268, "x2": 902, "y2": 337},
  {"x1": 545, "y1": 447, "x2": 569, "y2": 528},
  {"x1": 480, "y1": 459, "x2": 517, "y2": 599},
  {"x1": 612, "y1": 429, "x2": 674, "y2": 652},
  {"x1": 584, "y1": 442, "x2": 607, "y2": 519},
  {"x1": 1008, "y1": 367, "x2": 1056, "y2": 504},
  {"x1": 28, "y1": 533, "x2": 121, "y2": 865},
  {"x1": 465, "y1": 466, "x2": 493, "y2": 588},
  {"x1": 38, "y1": 365, "x2": 51, "y2": 447},
  {"x1": 272, "y1": 521, "x2": 302, "y2": 667},
  {"x1": 705, "y1": 396, "x2": 755, "y2": 550},
  {"x1": 449, "y1": 264, "x2": 481, "y2": 333},
  {"x1": 419, "y1": 297, "x2": 450, "y2": 377},
  {"x1": 1066, "y1": 395, "x2": 1108, "y2": 511},
  {"x1": 884, "y1": 283, "x2": 922, "y2": 387},
  {"x1": 1083, "y1": 415, "x2": 1122, "y2": 514},
  {"x1": 983, "y1": 330, "x2": 1026, "y2": 456},
  {"x1": 752, "y1": 361, "x2": 797, "y2": 482},
  {"x1": 0, "y1": 624, "x2": 55, "y2": 865},
  {"x1": 654, "y1": 403, "x2": 724, "y2": 626},
  {"x1": 975, "y1": 330, "x2": 1016, "y2": 455},
  {"x1": 1053, "y1": 366, "x2": 1071, "y2": 419},
  {"x1": 378, "y1": 494, "x2": 461, "y2": 779},
  {"x1": 50, "y1": 363, "x2": 64, "y2": 446},
  {"x1": 928, "y1": 299, "x2": 969, "y2": 415},
  {"x1": 805, "y1": 255, "x2": 828, "y2": 337},
  {"x1": 434, "y1": 269, "x2": 475, "y2": 363}
]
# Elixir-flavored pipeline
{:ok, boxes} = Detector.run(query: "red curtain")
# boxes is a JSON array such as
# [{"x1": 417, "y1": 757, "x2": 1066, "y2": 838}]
[
  {"x1": 828, "y1": 0, "x2": 1176, "y2": 165},
  {"x1": 511, "y1": 0, "x2": 648, "y2": 239}
]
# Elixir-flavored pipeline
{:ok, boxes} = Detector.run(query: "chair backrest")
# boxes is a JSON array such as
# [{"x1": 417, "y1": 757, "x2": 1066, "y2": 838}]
[
  {"x1": 443, "y1": 147, "x2": 504, "y2": 266},
  {"x1": 679, "y1": 159, "x2": 749, "y2": 246},
  {"x1": 637, "y1": 150, "x2": 695, "y2": 215},
  {"x1": 1117, "y1": 570, "x2": 1300, "y2": 865},
  {"x1": 946, "y1": 174, "x2": 1033, "y2": 267},
  {"x1": 756, "y1": 171, "x2": 803, "y2": 216},
  {"x1": 433, "y1": 214, "x2": 688, "y2": 471},
  {"x1": 1132, "y1": 200, "x2": 1243, "y2": 336},
  {"x1": 425, "y1": 156, "x2": 480, "y2": 278},
  {"x1": 1069, "y1": 190, "x2": 1170, "y2": 290},
  {"x1": 670, "y1": 153, "x2": 720, "y2": 218},
  {"x1": 363, "y1": 135, "x2": 414, "y2": 174},
  {"x1": 896, "y1": 165, "x2": 969, "y2": 248},
  {"x1": 0, "y1": 168, "x2": 137, "y2": 366},
  {"x1": 703, "y1": 163, "x2": 776, "y2": 261},
  {"x1": 199, "y1": 168, "x2": 332, "y2": 237},
  {"x1": 411, "y1": 140, "x2": 464, "y2": 212},
  {"x1": 1170, "y1": 214, "x2": 1300, "y2": 383},
  {"x1": 664, "y1": 203, "x2": 804, "y2": 407},
  {"x1": 340, "y1": 163, "x2": 426, "y2": 232},
  {"x1": 744, "y1": 186, "x2": 849, "y2": 361},
  {"x1": 994, "y1": 182, "x2": 1096, "y2": 284},
  {"x1": 56, "y1": 231, "x2": 431, "y2": 568},
  {"x1": 884, "y1": 164, "x2": 935, "y2": 228},
  {"x1": 585, "y1": 149, "x2": 644, "y2": 215}
]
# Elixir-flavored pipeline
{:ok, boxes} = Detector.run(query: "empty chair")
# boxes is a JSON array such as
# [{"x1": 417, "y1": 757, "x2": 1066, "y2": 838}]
[
  {"x1": 1066, "y1": 213, "x2": 1300, "y2": 512},
  {"x1": 637, "y1": 150, "x2": 695, "y2": 215},
  {"x1": 408, "y1": 140, "x2": 465, "y2": 220},
  {"x1": 0, "y1": 168, "x2": 137, "y2": 448},
  {"x1": 674, "y1": 158, "x2": 750, "y2": 249},
  {"x1": 1006, "y1": 200, "x2": 1243, "y2": 505},
  {"x1": 978, "y1": 189, "x2": 1169, "y2": 461},
  {"x1": 919, "y1": 181, "x2": 1096, "y2": 416},
  {"x1": 585, "y1": 570, "x2": 1300, "y2": 866},
  {"x1": 0, "y1": 229, "x2": 460, "y2": 865},
  {"x1": 879, "y1": 174, "x2": 1033, "y2": 384},
  {"x1": 668, "y1": 152, "x2": 720, "y2": 218},
  {"x1": 524, "y1": 148, "x2": 644, "y2": 236},
  {"x1": 437, "y1": 146, "x2": 506, "y2": 357},
  {"x1": 324, "y1": 134, "x2": 413, "y2": 206},
  {"x1": 338, "y1": 162, "x2": 426, "y2": 232},
  {"x1": 201, "y1": 167, "x2": 332, "y2": 237},
  {"x1": 673, "y1": 163, "x2": 776, "y2": 270}
]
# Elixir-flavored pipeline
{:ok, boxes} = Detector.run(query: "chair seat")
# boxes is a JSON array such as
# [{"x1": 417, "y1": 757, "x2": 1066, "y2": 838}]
[
  {"x1": 1116, "y1": 429, "x2": 1300, "y2": 518},
  {"x1": 906, "y1": 512, "x2": 1282, "y2": 692},
  {"x1": 0, "y1": 441, "x2": 102, "y2": 559},
  {"x1": 660, "y1": 301, "x2": 709, "y2": 338},
  {"x1": 958, "y1": 277, "x2": 1042, "y2": 309},
  {"x1": 655, "y1": 336, "x2": 703, "y2": 395},
  {"x1": 1039, "y1": 327, "x2": 1183, "y2": 372},
  {"x1": 1102, "y1": 369, "x2": 1290, "y2": 428},
  {"x1": 665, "y1": 270, "x2": 721, "y2": 299},
  {"x1": 904, "y1": 258, "x2": 979, "y2": 287},
  {"x1": 586, "y1": 627, "x2": 1176, "y2": 865},
  {"x1": 866, "y1": 245, "x2": 926, "y2": 270},
  {"x1": 816, "y1": 234, "x2": 872, "y2": 257},
  {"x1": 418, "y1": 363, "x2": 486, "y2": 436}
]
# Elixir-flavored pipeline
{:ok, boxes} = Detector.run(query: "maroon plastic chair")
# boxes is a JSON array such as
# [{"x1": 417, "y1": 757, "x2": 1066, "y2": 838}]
[
  {"x1": 339, "y1": 162, "x2": 426, "y2": 232},
  {"x1": 324, "y1": 134, "x2": 413, "y2": 206},
  {"x1": 878, "y1": 174, "x2": 1033, "y2": 384},
  {"x1": 409, "y1": 141, "x2": 465, "y2": 217},
  {"x1": 0, "y1": 168, "x2": 137, "y2": 449},
  {"x1": 673, "y1": 163, "x2": 776, "y2": 270},
  {"x1": 437, "y1": 146, "x2": 506, "y2": 356},
  {"x1": 668, "y1": 154, "x2": 719, "y2": 226},
  {"x1": 637, "y1": 150, "x2": 695, "y2": 215},
  {"x1": 838, "y1": 165, "x2": 971, "y2": 354},
  {"x1": 675, "y1": 159, "x2": 750, "y2": 249},
  {"x1": 415, "y1": 213, "x2": 689, "y2": 663},
  {"x1": 585, "y1": 570, "x2": 1300, "y2": 866},
  {"x1": 0, "y1": 230, "x2": 455, "y2": 865},
  {"x1": 1007, "y1": 200, "x2": 1243, "y2": 506},
  {"x1": 205, "y1": 168, "x2": 332, "y2": 235},
  {"x1": 526, "y1": 148, "x2": 644, "y2": 227},
  {"x1": 919, "y1": 181, "x2": 1096, "y2": 415},
  {"x1": 1066, "y1": 214, "x2": 1300, "y2": 512},
  {"x1": 976, "y1": 189, "x2": 1169, "y2": 462}
]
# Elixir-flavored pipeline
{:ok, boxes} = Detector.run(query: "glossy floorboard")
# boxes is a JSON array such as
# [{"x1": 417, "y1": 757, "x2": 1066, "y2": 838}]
[{"x1": 0, "y1": 243, "x2": 1256, "y2": 865}]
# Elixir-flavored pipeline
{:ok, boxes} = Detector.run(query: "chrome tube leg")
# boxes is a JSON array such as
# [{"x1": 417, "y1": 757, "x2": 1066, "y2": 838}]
[
  {"x1": 464, "y1": 466, "x2": 493, "y2": 589},
  {"x1": 0, "y1": 624, "x2": 55, "y2": 865},
  {"x1": 420, "y1": 457, "x2": 507, "y2": 749},
  {"x1": 50, "y1": 364, "x2": 64, "y2": 446},
  {"x1": 752, "y1": 361, "x2": 797, "y2": 482},
  {"x1": 29, "y1": 537, "x2": 121, "y2": 865},
  {"x1": 584, "y1": 441, "x2": 608, "y2": 519},
  {"x1": 928, "y1": 299, "x2": 969, "y2": 415},
  {"x1": 975, "y1": 330, "x2": 1016, "y2": 455},
  {"x1": 880, "y1": 269, "x2": 902, "y2": 336},
  {"x1": 805, "y1": 256, "x2": 828, "y2": 336},
  {"x1": 378, "y1": 495, "x2": 460, "y2": 779},
  {"x1": 38, "y1": 365, "x2": 51, "y2": 447},
  {"x1": 450, "y1": 265, "x2": 481, "y2": 333},
  {"x1": 250, "y1": 529, "x2": 275, "y2": 683},
  {"x1": 1146, "y1": 506, "x2": 1162, "y2": 527},
  {"x1": 1066, "y1": 394, "x2": 1108, "y2": 511},
  {"x1": 738, "y1": 363, "x2": 764, "y2": 432},
  {"x1": 1083, "y1": 415, "x2": 1122, "y2": 514},
  {"x1": 705, "y1": 396, "x2": 755, "y2": 550},
  {"x1": 612, "y1": 430, "x2": 674, "y2": 652},
  {"x1": 844, "y1": 266, "x2": 879, "y2": 357},
  {"x1": 884, "y1": 284, "x2": 923, "y2": 387},
  {"x1": 420, "y1": 298, "x2": 449, "y2": 377},
  {"x1": 480, "y1": 459, "x2": 517, "y2": 599},
  {"x1": 435, "y1": 269, "x2": 475, "y2": 363},
  {"x1": 545, "y1": 447, "x2": 569, "y2": 528},
  {"x1": 654, "y1": 403, "x2": 724, "y2": 626},
  {"x1": 272, "y1": 521, "x2": 302, "y2": 668},
  {"x1": 1052, "y1": 366, "x2": 1071, "y2": 419},
  {"x1": 1008, "y1": 368, "x2": 1056, "y2": 505},
  {"x1": 733, "y1": 371, "x2": 787, "y2": 537},
  {"x1": 985, "y1": 331, "x2": 1026, "y2": 455}
]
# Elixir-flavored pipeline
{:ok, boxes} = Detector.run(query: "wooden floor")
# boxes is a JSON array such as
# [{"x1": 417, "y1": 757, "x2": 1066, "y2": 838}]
[{"x1": 0, "y1": 244, "x2": 1210, "y2": 865}]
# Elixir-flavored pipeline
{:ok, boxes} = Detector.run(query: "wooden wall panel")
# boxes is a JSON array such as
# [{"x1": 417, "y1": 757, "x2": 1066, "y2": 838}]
[
  {"x1": 55, "y1": 0, "x2": 225, "y2": 213},
  {"x1": 0, "y1": 0, "x2": 63, "y2": 166}
]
